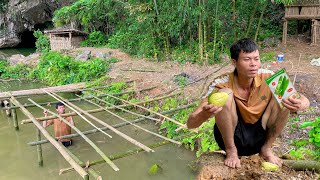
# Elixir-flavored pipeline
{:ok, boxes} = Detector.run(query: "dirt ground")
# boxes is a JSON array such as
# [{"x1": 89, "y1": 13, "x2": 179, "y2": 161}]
[{"x1": 72, "y1": 36, "x2": 320, "y2": 179}]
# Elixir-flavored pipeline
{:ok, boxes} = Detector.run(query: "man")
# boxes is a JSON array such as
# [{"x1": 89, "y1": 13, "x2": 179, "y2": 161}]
[
  {"x1": 187, "y1": 38, "x2": 310, "y2": 168},
  {"x1": 43, "y1": 102, "x2": 75, "y2": 147}
]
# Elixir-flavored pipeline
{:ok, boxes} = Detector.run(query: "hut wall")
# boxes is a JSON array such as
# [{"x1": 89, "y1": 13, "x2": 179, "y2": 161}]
[
  {"x1": 49, "y1": 36, "x2": 72, "y2": 51},
  {"x1": 70, "y1": 36, "x2": 85, "y2": 49}
]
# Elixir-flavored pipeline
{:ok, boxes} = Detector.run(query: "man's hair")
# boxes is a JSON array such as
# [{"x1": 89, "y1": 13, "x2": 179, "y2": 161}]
[
  {"x1": 56, "y1": 102, "x2": 65, "y2": 109},
  {"x1": 230, "y1": 38, "x2": 259, "y2": 61}
]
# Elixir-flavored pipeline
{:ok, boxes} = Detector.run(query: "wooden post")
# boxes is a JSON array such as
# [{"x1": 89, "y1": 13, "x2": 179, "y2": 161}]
[
  {"x1": 36, "y1": 129, "x2": 43, "y2": 166},
  {"x1": 10, "y1": 100, "x2": 19, "y2": 130},
  {"x1": 282, "y1": 19, "x2": 288, "y2": 45}
]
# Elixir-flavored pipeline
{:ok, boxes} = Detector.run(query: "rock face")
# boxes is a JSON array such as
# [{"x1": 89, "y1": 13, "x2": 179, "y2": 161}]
[{"x1": 0, "y1": 0, "x2": 74, "y2": 48}]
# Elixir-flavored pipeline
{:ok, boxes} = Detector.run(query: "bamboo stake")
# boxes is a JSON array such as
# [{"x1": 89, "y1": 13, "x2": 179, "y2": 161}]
[
  {"x1": 292, "y1": 53, "x2": 302, "y2": 86},
  {"x1": 9, "y1": 95, "x2": 88, "y2": 179},
  {"x1": 42, "y1": 90, "x2": 112, "y2": 139},
  {"x1": 36, "y1": 129, "x2": 43, "y2": 166},
  {"x1": 93, "y1": 89, "x2": 187, "y2": 128},
  {"x1": 48, "y1": 91, "x2": 154, "y2": 153},
  {"x1": 21, "y1": 87, "x2": 175, "y2": 124},
  {"x1": 60, "y1": 126, "x2": 210, "y2": 174},
  {"x1": 3, "y1": 85, "x2": 156, "y2": 111},
  {"x1": 76, "y1": 94, "x2": 182, "y2": 145},
  {"x1": 28, "y1": 103, "x2": 196, "y2": 146},
  {"x1": 28, "y1": 98, "x2": 119, "y2": 171},
  {"x1": 63, "y1": 147, "x2": 102, "y2": 179},
  {"x1": 10, "y1": 100, "x2": 19, "y2": 130}
]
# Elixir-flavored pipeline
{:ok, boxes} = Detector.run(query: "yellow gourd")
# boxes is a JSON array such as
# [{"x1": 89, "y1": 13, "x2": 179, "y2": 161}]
[
  {"x1": 207, "y1": 92, "x2": 229, "y2": 107},
  {"x1": 261, "y1": 162, "x2": 279, "y2": 172}
]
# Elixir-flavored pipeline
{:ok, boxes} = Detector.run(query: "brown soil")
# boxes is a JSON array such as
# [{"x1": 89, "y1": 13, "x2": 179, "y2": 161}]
[{"x1": 72, "y1": 36, "x2": 320, "y2": 179}]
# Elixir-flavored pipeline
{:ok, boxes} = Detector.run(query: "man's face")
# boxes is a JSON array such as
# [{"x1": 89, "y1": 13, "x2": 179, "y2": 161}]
[
  {"x1": 232, "y1": 50, "x2": 261, "y2": 79},
  {"x1": 56, "y1": 105, "x2": 65, "y2": 114}
]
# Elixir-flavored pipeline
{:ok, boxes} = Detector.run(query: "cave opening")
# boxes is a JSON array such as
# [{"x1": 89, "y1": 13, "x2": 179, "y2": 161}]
[{"x1": 17, "y1": 29, "x2": 36, "y2": 48}]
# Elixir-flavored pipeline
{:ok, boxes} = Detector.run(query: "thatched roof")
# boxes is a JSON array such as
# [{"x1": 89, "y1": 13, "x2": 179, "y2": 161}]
[{"x1": 44, "y1": 28, "x2": 88, "y2": 36}]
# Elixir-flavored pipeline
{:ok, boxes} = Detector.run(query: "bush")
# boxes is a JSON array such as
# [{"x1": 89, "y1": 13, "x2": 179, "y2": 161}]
[
  {"x1": 33, "y1": 30, "x2": 50, "y2": 53},
  {"x1": 81, "y1": 31, "x2": 108, "y2": 47}
]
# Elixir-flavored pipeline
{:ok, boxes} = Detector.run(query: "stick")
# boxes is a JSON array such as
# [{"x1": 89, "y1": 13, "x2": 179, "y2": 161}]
[
  {"x1": 283, "y1": 160, "x2": 320, "y2": 172},
  {"x1": 292, "y1": 53, "x2": 302, "y2": 86},
  {"x1": 120, "y1": 68, "x2": 162, "y2": 73},
  {"x1": 10, "y1": 95, "x2": 88, "y2": 179},
  {"x1": 27, "y1": 103, "x2": 196, "y2": 146},
  {"x1": 28, "y1": 99, "x2": 119, "y2": 171},
  {"x1": 77, "y1": 94, "x2": 182, "y2": 145},
  {"x1": 49, "y1": 91, "x2": 154, "y2": 153},
  {"x1": 93, "y1": 89, "x2": 187, "y2": 128},
  {"x1": 43, "y1": 90, "x2": 112, "y2": 138}
]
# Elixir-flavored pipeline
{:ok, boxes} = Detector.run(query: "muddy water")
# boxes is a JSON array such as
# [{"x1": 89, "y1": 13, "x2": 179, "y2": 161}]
[{"x1": 0, "y1": 81, "x2": 196, "y2": 180}]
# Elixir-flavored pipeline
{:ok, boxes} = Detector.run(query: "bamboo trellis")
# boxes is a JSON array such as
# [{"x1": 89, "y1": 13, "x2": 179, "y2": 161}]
[{"x1": 1, "y1": 82, "x2": 196, "y2": 179}]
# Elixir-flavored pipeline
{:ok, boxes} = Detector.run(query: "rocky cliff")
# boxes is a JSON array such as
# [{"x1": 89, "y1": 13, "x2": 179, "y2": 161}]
[{"x1": 0, "y1": 0, "x2": 74, "y2": 48}]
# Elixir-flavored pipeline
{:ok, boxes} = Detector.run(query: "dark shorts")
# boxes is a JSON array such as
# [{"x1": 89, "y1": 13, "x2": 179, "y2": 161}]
[
  {"x1": 61, "y1": 140, "x2": 72, "y2": 147},
  {"x1": 214, "y1": 109, "x2": 267, "y2": 156}
]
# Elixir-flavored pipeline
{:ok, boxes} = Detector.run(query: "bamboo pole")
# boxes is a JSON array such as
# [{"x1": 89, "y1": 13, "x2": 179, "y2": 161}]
[
  {"x1": 36, "y1": 129, "x2": 43, "y2": 166},
  {"x1": 43, "y1": 90, "x2": 112, "y2": 139},
  {"x1": 28, "y1": 103, "x2": 196, "y2": 146},
  {"x1": 10, "y1": 100, "x2": 19, "y2": 130},
  {"x1": 48, "y1": 91, "x2": 154, "y2": 153},
  {"x1": 3, "y1": 85, "x2": 156, "y2": 111},
  {"x1": 28, "y1": 98, "x2": 119, "y2": 171},
  {"x1": 77, "y1": 94, "x2": 182, "y2": 145},
  {"x1": 20, "y1": 87, "x2": 169, "y2": 124},
  {"x1": 60, "y1": 126, "x2": 209, "y2": 174},
  {"x1": 9, "y1": 95, "x2": 88, "y2": 179},
  {"x1": 63, "y1": 147, "x2": 102, "y2": 179},
  {"x1": 93, "y1": 89, "x2": 187, "y2": 129}
]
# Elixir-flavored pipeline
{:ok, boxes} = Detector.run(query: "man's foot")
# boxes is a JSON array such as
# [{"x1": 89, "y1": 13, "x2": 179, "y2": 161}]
[
  {"x1": 225, "y1": 147, "x2": 241, "y2": 168},
  {"x1": 260, "y1": 146, "x2": 282, "y2": 166}
]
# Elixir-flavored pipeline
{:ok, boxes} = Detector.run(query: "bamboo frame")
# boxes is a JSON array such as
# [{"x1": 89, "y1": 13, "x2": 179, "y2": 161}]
[
  {"x1": 60, "y1": 126, "x2": 211, "y2": 174},
  {"x1": 93, "y1": 89, "x2": 187, "y2": 129},
  {"x1": 43, "y1": 90, "x2": 113, "y2": 138},
  {"x1": 21, "y1": 92, "x2": 181, "y2": 124},
  {"x1": 3, "y1": 84, "x2": 154, "y2": 111},
  {"x1": 28, "y1": 98, "x2": 119, "y2": 171},
  {"x1": 47, "y1": 91, "x2": 154, "y2": 152},
  {"x1": 9, "y1": 95, "x2": 88, "y2": 179},
  {"x1": 28, "y1": 103, "x2": 196, "y2": 146},
  {"x1": 77, "y1": 94, "x2": 182, "y2": 145}
]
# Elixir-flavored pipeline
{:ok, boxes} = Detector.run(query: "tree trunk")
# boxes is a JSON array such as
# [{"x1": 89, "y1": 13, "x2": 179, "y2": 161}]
[
  {"x1": 245, "y1": 0, "x2": 259, "y2": 37},
  {"x1": 254, "y1": 2, "x2": 267, "y2": 41}
]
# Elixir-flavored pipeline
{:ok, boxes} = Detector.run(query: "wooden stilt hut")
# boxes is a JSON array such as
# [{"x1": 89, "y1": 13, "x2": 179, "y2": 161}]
[
  {"x1": 44, "y1": 29, "x2": 87, "y2": 51},
  {"x1": 282, "y1": 0, "x2": 320, "y2": 45}
]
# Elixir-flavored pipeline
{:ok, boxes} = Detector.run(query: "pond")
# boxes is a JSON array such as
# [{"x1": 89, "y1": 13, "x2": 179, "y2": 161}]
[
  {"x1": 0, "y1": 81, "x2": 197, "y2": 180},
  {"x1": 0, "y1": 47, "x2": 36, "y2": 60}
]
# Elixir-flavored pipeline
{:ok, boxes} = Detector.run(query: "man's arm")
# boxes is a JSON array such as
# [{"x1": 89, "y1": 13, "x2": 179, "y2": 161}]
[
  {"x1": 69, "y1": 116, "x2": 75, "y2": 126},
  {"x1": 187, "y1": 98, "x2": 222, "y2": 129},
  {"x1": 42, "y1": 110, "x2": 53, "y2": 128},
  {"x1": 282, "y1": 94, "x2": 310, "y2": 112}
]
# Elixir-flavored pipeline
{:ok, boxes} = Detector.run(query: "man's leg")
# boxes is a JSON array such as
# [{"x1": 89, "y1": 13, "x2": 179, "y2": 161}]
[
  {"x1": 215, "y1": 89, "x2": 240, "y2": 168},
  {"x1": 260, "y1": 97, "x2": 290, "y2": 166}
]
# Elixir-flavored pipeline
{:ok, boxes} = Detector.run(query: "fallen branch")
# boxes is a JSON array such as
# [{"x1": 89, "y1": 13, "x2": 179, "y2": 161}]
[
  {"x1": 283, "y1": 160, "x2": 320, "y2": 172},
  {"x1": 120, "y1": 68, "x2": 162, "y2": 73}
]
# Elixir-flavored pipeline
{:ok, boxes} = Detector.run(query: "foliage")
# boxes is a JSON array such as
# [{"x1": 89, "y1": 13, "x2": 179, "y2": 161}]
[
  {"x1": 33, "y1": 30, "x2": 50, "y2": 53},
  {"x1": 300, "y1": 116, "x2": 320, "y2": 148},
  {"x1": 0, "y1": 60, "x2": 31, "y2": 79},
  {"x1": 260, "y1": 52, "x2": 276, "y2": 62},
  {"x1": 81, "y1": 31, "x2": 108, "y2": 47},
  {"x1": 174, "y1": 75, "x2": 188, "y2": 88},
  {"x1": 30, "y1": 52, "x2": 111, "y2": 85},
  {"x1": 52, "y1": 0, "x2": 293, "y2": 63},
  {"x1": 289, "y1": 147, "x2": 316, "y2": 160}
]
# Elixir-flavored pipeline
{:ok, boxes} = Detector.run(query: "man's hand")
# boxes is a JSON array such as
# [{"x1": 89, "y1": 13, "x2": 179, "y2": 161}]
[
  {"x1": 43, "y1": 110, "x2": 48, "y2": 117},
  {"x1": 281, "y1": 96, "x2": 302, "y2": 112},
  {"x1": 202, "y1": 103, "x2": 223, "y2": 118}
]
